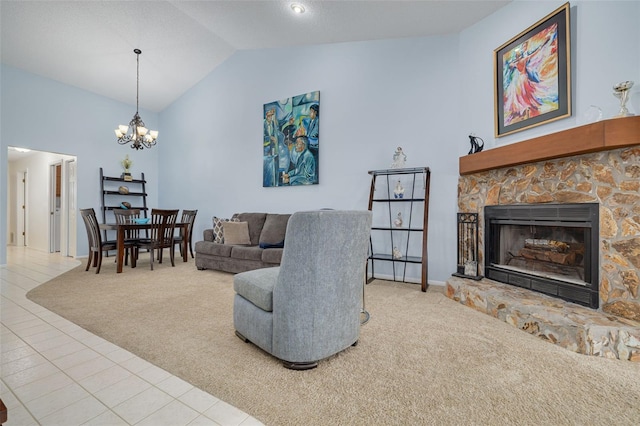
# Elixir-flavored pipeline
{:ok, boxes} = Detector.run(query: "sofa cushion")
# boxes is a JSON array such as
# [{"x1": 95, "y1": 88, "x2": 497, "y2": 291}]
[
  {"x1": 258, "y1": 214, "x2": 290, "y2": 248},
  {"x1": 231, "y1": 245, "x2": 264, "y2": 261},
  {"x1": 234, "y1": 267, "x2": 280, "y2": 312},
  {"x1": 212, "y1": 215, "x2": 239, "y2": 243},
  {"x1": 223, "y1": 221, "x2": 251, "y2": 245},
  {"x1": 262, "y1": 248, "x2": 284, "y2": 264},
  {"x1": 194, "y1": 241, "x2": 233, "y2": 257},
  {"x1": 235, "y1": 213, "x2": 267, "y2": 245}
]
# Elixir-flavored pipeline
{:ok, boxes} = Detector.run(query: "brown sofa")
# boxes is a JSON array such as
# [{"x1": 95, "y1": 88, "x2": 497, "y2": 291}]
[{"x1": 195, "y1": 212, "x2": 291, "y2": 274}]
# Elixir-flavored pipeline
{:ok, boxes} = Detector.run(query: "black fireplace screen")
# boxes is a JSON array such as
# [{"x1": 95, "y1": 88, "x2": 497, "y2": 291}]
[{"x1": 484, "y1": 203, "x2": 599, "y2": 308}]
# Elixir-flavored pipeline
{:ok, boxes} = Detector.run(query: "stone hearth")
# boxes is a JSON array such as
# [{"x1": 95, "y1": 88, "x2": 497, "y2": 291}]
[
  {"x1": 449, "y1": 117, "x2": 640, "y2": 361},
  {"x1": 447, "y1": 276, "x2": 640, "y2": 361}
]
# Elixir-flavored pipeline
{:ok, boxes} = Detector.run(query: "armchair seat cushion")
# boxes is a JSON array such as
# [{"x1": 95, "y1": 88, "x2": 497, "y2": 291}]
[{"x1": 234, "y1": 267, "x2": 279, "y2": 312}]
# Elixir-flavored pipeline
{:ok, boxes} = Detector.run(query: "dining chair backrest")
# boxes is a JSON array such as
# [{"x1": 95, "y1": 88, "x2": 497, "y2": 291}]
[
  {"x1": 150, "y1": 209, "x2": 179, "y2": 248},
  {"x1": 80, "y1": 208, "x2": 101, "y2": 252},
  {"x1": 114, "y1": 209, "x2": 142, "y2": 240},
  {"x1": 113, "y1": 209, "x2": 141, "y2": 223},
  {"x1": 180, "y1": 209, "x2": 198, "y2": 236}
]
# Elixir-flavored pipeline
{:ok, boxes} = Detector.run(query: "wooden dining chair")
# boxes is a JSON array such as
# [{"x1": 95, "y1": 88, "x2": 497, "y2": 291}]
[
  {"x1": 113, "y1": 209, "x2": 143, "y2": 266},
  {"x1": 136, "y1": 209, "x2": 179, "y2": 270},
  {"x1": 173, "y1": 209, "x2": 198, "y2": 259},
  {"x1": 81, "y1": 208, "x2": 136, "y2": 273}
]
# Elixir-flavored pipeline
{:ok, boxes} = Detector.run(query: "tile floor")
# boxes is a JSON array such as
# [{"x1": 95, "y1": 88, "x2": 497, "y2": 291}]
[{"x1": 1, "y1": 246, "x2": 263, "y2": 426}]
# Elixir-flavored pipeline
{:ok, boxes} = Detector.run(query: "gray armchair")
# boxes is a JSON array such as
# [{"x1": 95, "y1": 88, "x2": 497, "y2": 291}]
[{"x1": 233, "y1": 210, "x2": 372, "y2": 369}]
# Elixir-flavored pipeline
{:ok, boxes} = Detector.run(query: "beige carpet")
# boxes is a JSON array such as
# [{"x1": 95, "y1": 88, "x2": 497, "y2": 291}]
[{"x1": 27, "y1": 258, "x2": 640, "y2": 425}]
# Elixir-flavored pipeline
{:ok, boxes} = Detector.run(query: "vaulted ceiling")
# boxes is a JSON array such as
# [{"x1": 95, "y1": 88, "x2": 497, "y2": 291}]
[{"x1": 1, "y1": 1, "x2": 510, "y2": 113}]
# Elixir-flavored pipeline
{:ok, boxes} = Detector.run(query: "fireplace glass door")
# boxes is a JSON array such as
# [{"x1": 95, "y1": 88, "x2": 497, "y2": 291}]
[
  {"x1": 484, "y1": 203, "x2": 599, "y2": 308},
  {"x1": 493, "y1": 224, "x2": 589, "y2": 286}
]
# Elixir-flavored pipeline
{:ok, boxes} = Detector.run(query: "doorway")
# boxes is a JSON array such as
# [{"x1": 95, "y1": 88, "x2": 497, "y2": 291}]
[{"x1": 7, "y1": 147, "x2": 77, "y2": 257}]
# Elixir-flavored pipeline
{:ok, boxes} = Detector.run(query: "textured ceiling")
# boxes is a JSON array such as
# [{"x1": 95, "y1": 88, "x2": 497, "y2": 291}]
[{"x1": 1, "y1": 1, "x2": 510, "y2": 113}]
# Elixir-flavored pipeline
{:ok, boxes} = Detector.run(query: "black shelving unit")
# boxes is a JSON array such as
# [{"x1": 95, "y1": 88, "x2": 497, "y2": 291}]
[
  {"x1": 367, "y1": 167, "x2": 431, "y2": 291},
  {"x1": 100, "y1": 167, "x2": 148, "y2": 241}
]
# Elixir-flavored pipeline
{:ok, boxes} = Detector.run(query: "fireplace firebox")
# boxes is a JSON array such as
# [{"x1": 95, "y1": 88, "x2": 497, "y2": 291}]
[{"x1": 484, "y1": 203, "x2": 599, "y2": 308}]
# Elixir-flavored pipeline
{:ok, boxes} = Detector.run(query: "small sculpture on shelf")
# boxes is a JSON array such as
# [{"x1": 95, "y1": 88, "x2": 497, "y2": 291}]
[
  {"x1": 392, "y1": 247, "x2": 402, "y2": 260},
  {"x1": 613, "y1": 80, "x2": 634, "y2": 118},
  {"x1": 118, "y1": 186, "x2": 129, "y2": 194},
  {"x1": 394, "y1": 212, "x2": 403, "y2": 228},
  {"x1": 393, "y1": 180, "x2": 404, "y2": 199},
  {"x1": 121, "y1": 155, "x2": 133, "y2": 181},
  {"x1": 390, "y1": 146, "x2": 406, "y2": 169}
]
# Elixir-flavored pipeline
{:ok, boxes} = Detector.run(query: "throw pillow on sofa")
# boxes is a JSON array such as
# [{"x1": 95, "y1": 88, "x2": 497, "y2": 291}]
[
  {"x1": 258, "y1": 214, "x2": 291, "y2": 249},
  {"x1": 222, "y1": 221, "x2": 251, "y2": 245},
  {"x1": 212, "y1": 215, "x2": 239, "y2": 243}
]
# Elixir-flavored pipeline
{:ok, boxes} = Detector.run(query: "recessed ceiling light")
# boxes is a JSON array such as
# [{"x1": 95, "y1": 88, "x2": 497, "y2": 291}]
[{"x1": 291, "y1": 3, "x2": 305, "y2": 14}]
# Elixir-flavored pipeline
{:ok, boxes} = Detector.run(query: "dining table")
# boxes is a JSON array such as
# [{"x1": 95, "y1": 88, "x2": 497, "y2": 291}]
[{"x1": 99, "y1": 221, "x2": 190, "y2": 273}]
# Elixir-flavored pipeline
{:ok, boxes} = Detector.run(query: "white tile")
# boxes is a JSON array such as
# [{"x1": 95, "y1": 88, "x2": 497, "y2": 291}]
[
  {"x1": 12, "y1": 371, "x2": 73, "y2": 403},
  {"x1": 187, "y1": 415, "x2": 221, "y2": 426},
  {"x1": 78, "y1": 364, "x2": 132, "y2": 394},
  {"x1": 29, "y1": 334, "x2": 77, "y2": 352},
  {"x1": 103, "y1": 347, "x2": 136, "y2": 364},
  {"x1": 93, "y1": 374, "x2": 151, "y2": 408},
  {"x1": 39, "y1": 339, "x2": 87, "y2": 361},
  {"x1": 120, "y1": 356, "x2": 155, "y2": 374},
  {"x1": 136, "y1": 399, "x2": 200, "y2": 426},
  {"x1": 179, "y1": 387, "x2": 220, "y2": 413},
  {"x1": 3, "y1": 361, "x2": 60, "y2": 389},
  {"x1": 51, "y1": 347, "x2": 101, "y2": 370},
  {"x1": 137, "y1": 364, "x2": 172, "y2": 385},
  {"x1": 0, "y1": 351, "x2": 48, "y2": 377},
  {"x1": 156, "y1": 374, "x2": 194, "y2": 398},
  {"x1": 21, "y1": 328, "x2": 65, "y2": 345},
  {"x1": 91, "y1": 340, "x2": 121, "y2": 356},
  {"x1": 39, "y1": 395, "x2": 108, "y2": 426},
  {"x1": 112, "y1": 386, "x2": 173, "y2": 424},
  {"x1": 24, "y1": 382, "x2": 91, "y2": 419},
  {"x1": 2, "y1": 344, "x2": 38, "y2": 364},
  {"x1": 204, "y1": 401, "x2": 250, "y2": 426},
  {"x1": 81, "y1": 410, "x2": 129, "y2": 426},
  {"x1": 64, "y1": 355, "x2": 115, "y2": 381},
  {"x1": 2, "y1": 403, "x2": 38, "y2": 426}
]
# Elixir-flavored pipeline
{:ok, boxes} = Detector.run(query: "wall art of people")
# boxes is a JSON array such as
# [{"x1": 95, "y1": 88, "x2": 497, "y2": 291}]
[{"x1": 263, "y1": 91, "x2": 319, "y2": 187}]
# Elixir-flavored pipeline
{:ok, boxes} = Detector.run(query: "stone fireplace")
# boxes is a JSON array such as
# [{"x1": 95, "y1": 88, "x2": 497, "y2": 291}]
[{"x1": 446, "y1": 116, "x2": 640, "y2": 361}]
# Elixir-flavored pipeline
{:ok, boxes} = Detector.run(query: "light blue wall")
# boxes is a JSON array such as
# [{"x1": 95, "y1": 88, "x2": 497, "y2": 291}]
[
  {"x1": 159, "y1": 35, "x2": 464, "y2": 284},
  {"x1": 3, "y1": 1, "x2": 639, "y2": 284},
  {"x1": 1, "y1": 65, "x2": 160, "y2": 261}
]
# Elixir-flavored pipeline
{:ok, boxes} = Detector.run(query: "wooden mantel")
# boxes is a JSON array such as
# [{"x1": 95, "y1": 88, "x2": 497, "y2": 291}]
[{"x1": 459, "y1": 116, "x2": 640, "y2": 175}]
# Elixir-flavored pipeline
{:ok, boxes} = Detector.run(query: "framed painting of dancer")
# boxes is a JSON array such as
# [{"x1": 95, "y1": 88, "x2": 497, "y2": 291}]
[{"x1": 494, "y1": 2, "x2": 571, "y2": 137}]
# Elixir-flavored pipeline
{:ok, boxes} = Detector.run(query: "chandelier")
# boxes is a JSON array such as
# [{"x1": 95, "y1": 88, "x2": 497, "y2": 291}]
[{"x1": 115, "y1": 49, "x2": 158, "y2": 150}]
